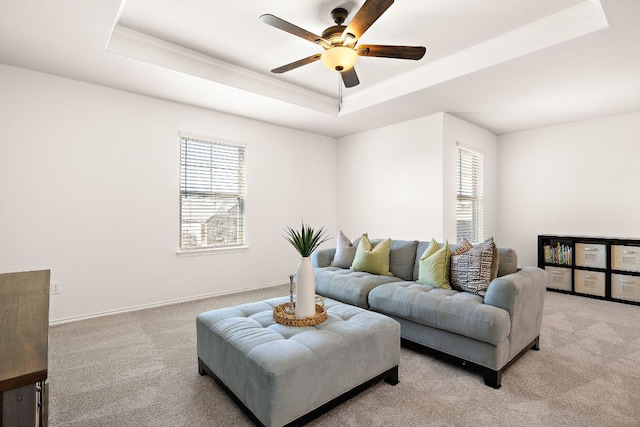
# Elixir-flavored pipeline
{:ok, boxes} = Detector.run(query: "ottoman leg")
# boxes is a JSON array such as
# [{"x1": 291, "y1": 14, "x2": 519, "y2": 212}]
[
  {"x1": 531, "y1": 336, "x2": 540, "y2": 351},
  {"x1": 198, "y1": 358, "x2": 207, "y2": 376},
  {"x1": 384, "y1": 366, "x2": 399, "y2": 386}
]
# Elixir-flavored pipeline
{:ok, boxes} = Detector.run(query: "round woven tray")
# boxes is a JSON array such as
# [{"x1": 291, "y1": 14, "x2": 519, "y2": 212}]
[{"x1": 273, "y1": 296, "x2": 327, "y2": 327}]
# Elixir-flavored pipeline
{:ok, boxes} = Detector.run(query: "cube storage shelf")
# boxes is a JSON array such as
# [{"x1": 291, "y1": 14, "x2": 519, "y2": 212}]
[{"x1": 538, "y1": 235, "x2": 640, "y2": 305}]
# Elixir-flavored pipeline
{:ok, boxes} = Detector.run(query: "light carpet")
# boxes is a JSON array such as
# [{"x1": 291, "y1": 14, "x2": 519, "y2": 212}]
[{"x1": 48, "y1": 285, "x2": 640, "y2": 426}]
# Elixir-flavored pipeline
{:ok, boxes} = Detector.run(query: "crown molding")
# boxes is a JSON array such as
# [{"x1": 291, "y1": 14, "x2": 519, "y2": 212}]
[{"x1": 106, "y1": 25, "x2": 338, "y2": 115}]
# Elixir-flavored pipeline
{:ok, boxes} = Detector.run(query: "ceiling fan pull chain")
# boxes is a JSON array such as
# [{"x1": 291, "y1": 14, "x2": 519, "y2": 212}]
[{"x1": 338, "y1": 73, "x2": 343, "y2": 113}]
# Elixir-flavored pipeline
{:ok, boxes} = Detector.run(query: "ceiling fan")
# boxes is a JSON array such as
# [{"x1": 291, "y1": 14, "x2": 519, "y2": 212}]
[{"x1": 260, "y1": 0, "x2": 426, "y2": 88}]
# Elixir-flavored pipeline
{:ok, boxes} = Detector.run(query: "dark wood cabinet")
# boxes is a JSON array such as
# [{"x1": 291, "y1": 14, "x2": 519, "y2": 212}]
[
  {"x1": 538, "y1": 235, "x2": 640, "y2": 305},
  {"x1": 0, "y1": 270, "x2": 50, "y2": 427}
]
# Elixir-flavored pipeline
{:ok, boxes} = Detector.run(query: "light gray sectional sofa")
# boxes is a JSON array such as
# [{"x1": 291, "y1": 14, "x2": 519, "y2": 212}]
[{"x1": 311, "y1": 238, "x2": 547, "y2": 388}]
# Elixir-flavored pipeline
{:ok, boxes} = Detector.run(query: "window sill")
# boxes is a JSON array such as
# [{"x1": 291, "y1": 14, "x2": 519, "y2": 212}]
[{"x1": 176, "y1": 245, "x2": 250, "y2": 257}]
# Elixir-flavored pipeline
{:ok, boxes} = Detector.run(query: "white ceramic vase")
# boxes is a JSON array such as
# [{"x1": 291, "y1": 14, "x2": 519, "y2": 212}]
[{"x1": 295, "y1": 257, "x2": 316, "y2": 318}]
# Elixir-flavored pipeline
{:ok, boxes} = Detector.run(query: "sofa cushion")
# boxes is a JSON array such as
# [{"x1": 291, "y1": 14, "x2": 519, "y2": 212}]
[
  {"x1": 417, "y1": 240, "x2": 452, "y2": 289},
  {"x1": 311, "y1": 247, "x2": 336, "y2": 268},
  {"x1": 351, "y1": 234, "x2": 393, "y2": 276},
  {"x1": 330, "y1": 230, "x2": 357, "y2": 268},
  {"x1": 497, "y1": 248, "x2": 518, "y2": 276},
  {"x1": 315, "y1": 267, "x2": 403, "y2": 308},
  {"x1": 368, "y1": 282, "x2": 511, "y2": 345},
  {"x1": 368, "y1": 238, "x2": 418, "y2": 281},
  {"x1": 450, "y1": 237, "x2": 499, "y2": 296},
  {"x1": 413, "y1": 240, "x2": 431, "y2": 280}
]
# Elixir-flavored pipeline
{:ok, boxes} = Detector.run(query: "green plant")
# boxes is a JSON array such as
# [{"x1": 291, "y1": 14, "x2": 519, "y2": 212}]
[{"x1": 284, "y1": 222, "x2": 330, "y2": 257}]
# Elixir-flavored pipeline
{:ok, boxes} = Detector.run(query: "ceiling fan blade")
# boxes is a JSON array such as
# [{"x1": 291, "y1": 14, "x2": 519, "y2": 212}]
[
  {"x1": 342, "y1": 0, "x2": 394, "y2": 41},
  {"x1": 260, "y1": 14, "x2": 329, "y2": 48},
  {"x1": 271, "y1": 53, "x2": 322, "y2": 74},
  {"x1": 341, "y1": 67, "x2": 360, "y2": 88},
  {"x1": 357, "y1": 45, "x2": 426, "y2": 60}
]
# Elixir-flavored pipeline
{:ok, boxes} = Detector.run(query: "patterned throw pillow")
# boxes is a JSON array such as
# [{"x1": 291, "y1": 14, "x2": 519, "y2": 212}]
[
  {"x1": 453, "y1": 238, "x2": 473, "y2": 256},
  {"x1": 330, "y1": 230, "x2": 357, "y2": 268},
  {"x1": 450, "y1": 237, "x2": 499, "y2": 296},
  {"x1": 351, "y1": 234, "x2": 393, "y2": 276}
]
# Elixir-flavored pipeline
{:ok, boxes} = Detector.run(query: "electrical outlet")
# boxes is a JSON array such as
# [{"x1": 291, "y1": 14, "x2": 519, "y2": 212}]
[{"x1": 51, "y1": 281, "x2": 61, "y2": 295}]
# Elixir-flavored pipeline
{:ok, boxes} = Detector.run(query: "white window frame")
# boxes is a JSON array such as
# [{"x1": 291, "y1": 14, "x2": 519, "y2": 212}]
[
  {"x1": 177, "y1": 134, "x2": 247, "y2": 256},
  {"x1": 456, "y1": 146, "x2": 484, "y2": 244}
]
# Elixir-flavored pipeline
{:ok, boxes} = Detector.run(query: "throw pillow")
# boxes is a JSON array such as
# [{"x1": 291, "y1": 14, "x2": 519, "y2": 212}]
[
  {"x1": 418, "y1": 239, "x2": 452, "y2": 289},
  {"x1": 330, "y1": 230, "x2": 357, "y2": 268},
  {"x1": 450, "y1": 237, "x2": 498, "y2": 296},
  {"x1": 351, "y1": 234, "x2": 393, "y2": 276},
  {"x1": 453, "y1": 238, "x2": 473, "y2": 255},
  {"x1": 489, "y1": 244, "x2": 500, "y2": 280},
  {"x1": 456, "y1": 238, "x2": 499, "y2": 280}
]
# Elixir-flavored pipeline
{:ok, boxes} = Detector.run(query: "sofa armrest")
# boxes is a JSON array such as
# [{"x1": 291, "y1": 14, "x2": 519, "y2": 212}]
[
  {"x1": 484, "y1": 267, "x2": 548, "y2": 358},
  {"x1": 311, "y1": 248, "x2": 336, "y2": 268}
]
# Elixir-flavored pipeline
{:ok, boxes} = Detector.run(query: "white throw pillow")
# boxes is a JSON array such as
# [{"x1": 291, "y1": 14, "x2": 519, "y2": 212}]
[{"x1": 330, "y1": 230, "x2": 357, "y2": 268}]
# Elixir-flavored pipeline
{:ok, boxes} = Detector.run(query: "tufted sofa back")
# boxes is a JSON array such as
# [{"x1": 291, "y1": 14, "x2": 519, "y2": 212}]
[{"x1": 411, "y1": 241, "x2": 518, "y2": 281}]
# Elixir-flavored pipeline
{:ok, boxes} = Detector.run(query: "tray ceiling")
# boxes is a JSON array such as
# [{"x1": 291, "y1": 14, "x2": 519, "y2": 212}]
[{"x1": 2, "y1": 1, "x2": 640, "y2": 137}]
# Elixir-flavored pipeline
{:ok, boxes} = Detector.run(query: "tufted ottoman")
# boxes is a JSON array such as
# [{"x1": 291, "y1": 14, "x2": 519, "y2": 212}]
[{"x1": 196, "y1": 297, "x2": 400, "y2": 427}]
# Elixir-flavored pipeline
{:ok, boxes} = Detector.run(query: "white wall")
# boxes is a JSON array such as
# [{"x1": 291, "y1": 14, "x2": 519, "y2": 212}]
[
  {"x1": 15, "y1": 56, "x2": 628, "y2": 321},
  {"x1": 336, "y1": 113, "x2": 444, "y2": 242},
  {"x1": 336, "y1": 112, "x2": 498, "y2": 244},
  {"x1": 498, "y1": 111, "x2": 640, "y2": 267},
  {"x1": 0, "y1": 64, "x2": 337, "y2": 321}
]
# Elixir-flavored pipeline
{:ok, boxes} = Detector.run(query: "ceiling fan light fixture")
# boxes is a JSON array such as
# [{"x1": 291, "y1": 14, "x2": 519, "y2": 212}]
[{"x1": 321, "y1": 46, "x2": 357, "y2": 72}]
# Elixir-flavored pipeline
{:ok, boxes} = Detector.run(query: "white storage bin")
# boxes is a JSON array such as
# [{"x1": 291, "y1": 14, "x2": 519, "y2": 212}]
[
  {"x1": 545, "y1": 266, "x2": 572, "y2": 291},
  {"x1": 612, "y1": 245, "x2": 640, "y2": 273},
  {"x1": 574, "y1": 270, "x2": 605, "y2": 297},
  {"x1": 611, "y1": 273, "x2": 640, "y2": 302},
  {"x1": 575, "y1": 243, "x2": 607, "y2": 269}
]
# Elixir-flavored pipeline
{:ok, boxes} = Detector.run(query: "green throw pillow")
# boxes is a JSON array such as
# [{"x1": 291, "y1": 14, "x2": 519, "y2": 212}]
[
  {"x1": 351, "y1": 234, "x2": 393, "y2": 276},
  {"x1": 418, "y1": 239, "x2": 452, "y2": 289}
]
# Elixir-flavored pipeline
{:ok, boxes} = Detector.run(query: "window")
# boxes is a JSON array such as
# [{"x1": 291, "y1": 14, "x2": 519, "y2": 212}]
[
  {"x1": 180, "y1": 136, "x2": 246, "y2": 250},
  {"x1": 456, "y1": 146, "x2": 484, "y2": 243}
]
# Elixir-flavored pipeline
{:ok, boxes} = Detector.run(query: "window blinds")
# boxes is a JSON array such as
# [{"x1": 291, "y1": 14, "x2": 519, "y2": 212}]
[
  {"x1": 456, "y1": 147, "x2": 484, "y2": 243},
  {"x1": 180, "y1": 136, "x2": 246, "y2": 249}
]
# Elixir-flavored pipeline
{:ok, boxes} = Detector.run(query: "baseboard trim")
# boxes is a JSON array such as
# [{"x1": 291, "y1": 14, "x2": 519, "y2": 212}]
[{"x1": 49, "y1": 281, "x2": 287, "y2": 325}]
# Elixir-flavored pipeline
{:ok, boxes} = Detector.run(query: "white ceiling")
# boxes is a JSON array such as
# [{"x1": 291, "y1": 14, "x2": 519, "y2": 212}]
[{"x1": 1, "y1": 0, "x2": 639, "y2": 138}]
